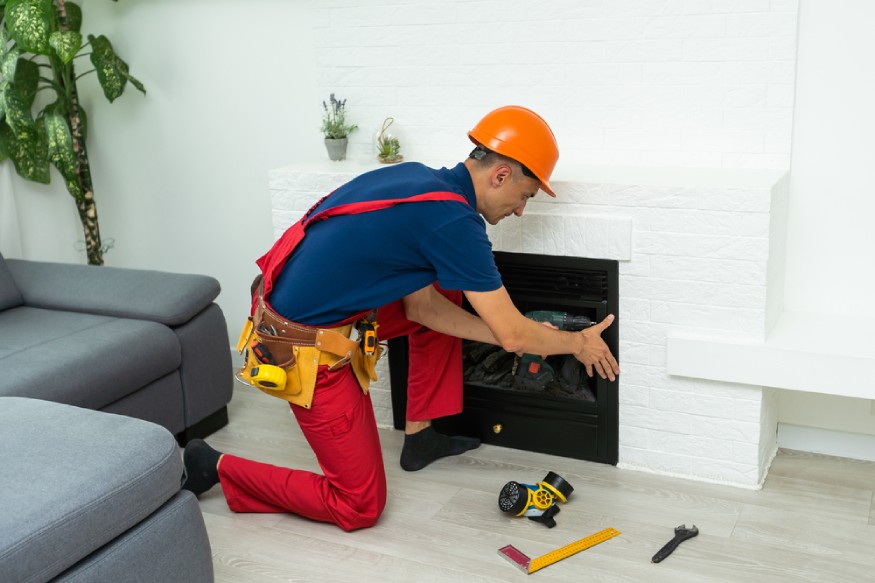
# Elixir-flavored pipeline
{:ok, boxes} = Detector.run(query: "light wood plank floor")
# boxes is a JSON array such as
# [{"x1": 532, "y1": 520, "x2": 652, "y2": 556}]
[{"x1": 193, "y1": 387, "x2": 875, "y2": 582}]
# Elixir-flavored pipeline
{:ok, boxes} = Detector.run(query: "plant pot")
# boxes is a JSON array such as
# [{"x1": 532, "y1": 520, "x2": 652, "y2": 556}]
[
  {"x1": 378, "y1": 154, "x2": 404, "y2": 164},
  {"x1": 324, "y1": 138, "x2": 349, "y2": 161}
]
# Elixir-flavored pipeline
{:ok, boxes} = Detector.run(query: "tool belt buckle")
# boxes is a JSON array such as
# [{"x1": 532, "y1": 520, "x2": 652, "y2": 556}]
[{"x1": 358, "y1": 320, "x2": 379, "y2": 356}]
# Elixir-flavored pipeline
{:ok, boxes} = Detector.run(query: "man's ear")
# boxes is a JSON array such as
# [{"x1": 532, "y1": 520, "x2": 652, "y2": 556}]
[{"x1": 492, "y1": 163, "x2": 513, "y2": 187}]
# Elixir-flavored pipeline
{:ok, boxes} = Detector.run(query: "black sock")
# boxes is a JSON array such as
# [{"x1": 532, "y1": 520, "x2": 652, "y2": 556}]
[
  {"x1": 400, "y1": 426, "x2": 480, "y2": 472},
  {"x1": 182, "y1": 439, "x2": 222, "y2": 496}
]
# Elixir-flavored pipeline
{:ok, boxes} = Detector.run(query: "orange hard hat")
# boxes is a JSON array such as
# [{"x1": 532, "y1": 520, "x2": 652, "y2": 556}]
[{"x1": 468, "y1": 105, "x2": 559, "y2": 196}]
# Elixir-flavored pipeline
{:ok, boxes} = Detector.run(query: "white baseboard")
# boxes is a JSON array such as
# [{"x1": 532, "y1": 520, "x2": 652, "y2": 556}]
[{"x1": 777, "y1": 422, "x2": 875, "y2": 462}]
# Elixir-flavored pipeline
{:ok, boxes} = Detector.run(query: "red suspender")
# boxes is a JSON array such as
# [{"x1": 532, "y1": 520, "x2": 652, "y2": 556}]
[{"x1": 254, "y1": 191, "x2": 469, "y2": 311}]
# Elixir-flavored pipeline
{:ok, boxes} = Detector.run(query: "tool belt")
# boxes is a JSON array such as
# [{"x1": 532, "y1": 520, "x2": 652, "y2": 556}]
[{"x1": 235, "y1": 289, "x2": 383, "y2": 409}]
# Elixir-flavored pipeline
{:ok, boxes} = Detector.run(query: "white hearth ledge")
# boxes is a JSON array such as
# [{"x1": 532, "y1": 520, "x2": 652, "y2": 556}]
[
  {"x1": 668, "y1": 311, "x2": 875, "y2": 400},
  {"x1": 268, "y1": 160, "x2": 787, "y2": 192}
]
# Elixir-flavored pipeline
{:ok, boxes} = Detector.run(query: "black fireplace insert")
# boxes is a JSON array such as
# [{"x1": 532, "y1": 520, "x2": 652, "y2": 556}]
[{"x1": 388, "y1": 251, "x2": 619, "y2": 464}]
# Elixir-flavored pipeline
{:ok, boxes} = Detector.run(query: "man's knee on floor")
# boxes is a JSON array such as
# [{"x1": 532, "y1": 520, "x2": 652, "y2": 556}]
[
  {"x1": 337, "y1": 504, "x2": 384, "y2": 531},
  {"x1": 336, "y1": 490, "x2": 386, "y2": 531}
]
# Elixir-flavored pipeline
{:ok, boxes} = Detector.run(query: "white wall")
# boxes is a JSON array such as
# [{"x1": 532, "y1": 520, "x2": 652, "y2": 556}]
[
  {"x1": 313, "y1": 0, "x2": 798, "y2": 170},
  {"x1": 8, "y1": 0, "x2": 322, "y2": 338},
  {"x1": 785, "y1": 0, "x2": 875, "y2": 318},
  {"x1": 778, "y1": 0, "x2": 875, "y2": 439}
]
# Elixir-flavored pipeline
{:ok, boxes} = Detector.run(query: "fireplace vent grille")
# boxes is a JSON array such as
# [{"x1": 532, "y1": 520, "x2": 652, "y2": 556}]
[{"x1": 500, "y1": 263, "x2": 608, "y2": 302}]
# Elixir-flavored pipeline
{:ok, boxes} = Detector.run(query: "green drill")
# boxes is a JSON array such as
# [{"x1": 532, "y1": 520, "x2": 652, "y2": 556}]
[{"x1": 516, "y1": 311, "x2": 593, "y2": 390}]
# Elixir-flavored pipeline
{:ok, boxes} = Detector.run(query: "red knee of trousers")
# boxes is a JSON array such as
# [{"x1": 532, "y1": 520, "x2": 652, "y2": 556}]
[
  {"x1": 334, "y1": 472, "x2": 387, "y2": 532},
  {"x1": 336, "y1": 500, "x2": 385, "y2": 532}
]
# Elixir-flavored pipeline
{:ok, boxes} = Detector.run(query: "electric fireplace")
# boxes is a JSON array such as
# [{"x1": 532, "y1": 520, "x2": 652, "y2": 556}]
[{"x1": 388, "y1": 251, "x2": 619, "y2": 464}]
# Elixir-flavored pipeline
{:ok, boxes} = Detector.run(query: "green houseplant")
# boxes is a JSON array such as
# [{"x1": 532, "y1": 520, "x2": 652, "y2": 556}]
[
  {"x1": 320, "y1": 93, "x2": 356, "y2": 161},
  {"x1": 0, "y1": 0, "x2": 145, "y2": 265},
  {"x1": 376, "y1": 116, "x2": 402, "y2": 164}
]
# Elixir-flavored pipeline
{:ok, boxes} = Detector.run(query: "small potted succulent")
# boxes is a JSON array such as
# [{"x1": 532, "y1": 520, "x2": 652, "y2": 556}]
[
  {"x1": 376, "y1": 117, "x2": 403, "y2": 164},
  {"x1": 321, "y1": 93, "x2": 357, "y2": 161}
]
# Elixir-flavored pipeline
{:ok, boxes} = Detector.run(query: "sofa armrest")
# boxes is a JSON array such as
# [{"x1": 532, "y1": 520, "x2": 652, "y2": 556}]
[{"x1": 6, "y1": 259, "x2": 221, "y2": 326}]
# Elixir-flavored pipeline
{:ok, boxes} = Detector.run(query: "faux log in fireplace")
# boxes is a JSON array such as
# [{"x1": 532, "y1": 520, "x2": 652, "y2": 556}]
[{"x1": 388, "y1": 251, "x2": 619, "y2": 464}]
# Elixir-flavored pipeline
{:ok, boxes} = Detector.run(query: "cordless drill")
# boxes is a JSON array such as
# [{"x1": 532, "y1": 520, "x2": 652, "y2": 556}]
[
  {"x1": 515, "y1": 311, "x2": 593, "y2": 391},
  {"x1": 525, "y1": 310, "x2": 594, "y2": 331}
]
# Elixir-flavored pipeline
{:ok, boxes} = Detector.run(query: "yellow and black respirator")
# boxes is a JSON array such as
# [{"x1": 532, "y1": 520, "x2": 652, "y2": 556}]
[{"x1": 497, "y1": 471, "x2": 574, "y2": 528}]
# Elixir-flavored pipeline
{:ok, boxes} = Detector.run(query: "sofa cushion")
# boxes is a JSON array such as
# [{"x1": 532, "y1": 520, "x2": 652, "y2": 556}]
[
  {"x1": 52, "y1": 492, "x2": 213, "y2": 582},
  {"x1": 0, "y1": 397, "x2": 184, "y2": 583},
  {"x1": 0, "y1": 253, "x2": 23, "y2": 311},
  {"x1": 6, "y1": 258, "x2": 221, "y2": 326},
  {"x1": 0, "y1": 306, "x2": 182, "y2": 408}
]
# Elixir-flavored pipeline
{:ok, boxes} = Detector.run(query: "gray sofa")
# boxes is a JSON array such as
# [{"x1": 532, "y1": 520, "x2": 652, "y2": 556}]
[
  {"x1": 0, "y1": 252, "x2": 233, "y2": 442},
  {"x1": 0, "y1": 253, "x2": 235, "y2": 581},
  {"x1": 0, "y1": 397, "x2": 214, "y2": 582}
]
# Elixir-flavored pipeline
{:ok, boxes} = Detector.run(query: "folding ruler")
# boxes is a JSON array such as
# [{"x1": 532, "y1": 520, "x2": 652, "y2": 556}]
[{"x1": 498, "y1": 527, "x2": 621, "y2": 574}]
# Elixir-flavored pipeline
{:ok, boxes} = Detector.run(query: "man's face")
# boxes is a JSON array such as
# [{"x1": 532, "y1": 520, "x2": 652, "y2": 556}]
[{"x1": 482, "y1": 170, "x2": 541, "y2": 225}]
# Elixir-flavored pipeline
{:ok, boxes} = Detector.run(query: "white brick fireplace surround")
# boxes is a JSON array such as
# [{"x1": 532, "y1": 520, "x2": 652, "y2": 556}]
[{"x1": 269, "y1": 161, "x2": 794, "y2": 489}]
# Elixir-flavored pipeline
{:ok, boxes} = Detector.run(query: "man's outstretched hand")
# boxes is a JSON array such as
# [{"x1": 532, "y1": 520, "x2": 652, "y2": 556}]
[{"x1": 575, "y1": 314, "x2": 620, "y2": 381}]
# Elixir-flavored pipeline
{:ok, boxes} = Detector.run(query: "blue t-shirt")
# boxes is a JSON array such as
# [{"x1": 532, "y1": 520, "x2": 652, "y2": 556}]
[{"x1": 269, "y1": 162, "x2": 503, "y2": 326}]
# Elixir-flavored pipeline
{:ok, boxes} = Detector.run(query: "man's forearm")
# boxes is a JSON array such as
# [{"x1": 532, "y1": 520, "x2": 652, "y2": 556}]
[
  {"x1": 402, "y1": 286, "x2": 500, "y2": 345},
  {"x1": 411, "y1": 286, "x2": 579, "y2": 354},
  {"x1": 404, "y1": 284, "x2": 618, "y2": 380}
]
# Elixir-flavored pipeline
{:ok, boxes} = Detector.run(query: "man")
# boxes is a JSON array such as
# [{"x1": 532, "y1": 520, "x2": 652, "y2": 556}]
[{"x1": 182, "y1": 105, "x2": 619, "y2": 531}]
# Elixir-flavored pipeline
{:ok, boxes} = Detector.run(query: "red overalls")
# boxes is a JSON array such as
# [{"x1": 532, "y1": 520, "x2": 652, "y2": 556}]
[{"x1": 218, "y1": 192, "x2": 468, "y2": 531}]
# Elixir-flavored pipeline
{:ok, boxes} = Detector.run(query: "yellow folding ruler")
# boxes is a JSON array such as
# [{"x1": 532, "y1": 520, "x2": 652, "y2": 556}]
[{"x1": 498, "y1": 527, "x2": 621, "y2": 574}]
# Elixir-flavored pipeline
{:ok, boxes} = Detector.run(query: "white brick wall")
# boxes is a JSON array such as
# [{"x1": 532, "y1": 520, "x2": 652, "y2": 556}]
[{"x1": 312, "y1": 0, "x2": 798, "y2": 170}]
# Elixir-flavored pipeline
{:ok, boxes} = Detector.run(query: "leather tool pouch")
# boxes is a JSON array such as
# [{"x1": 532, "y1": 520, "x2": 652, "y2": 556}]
[{"x1": 235, "y1": 305, "x2": 378, "y2": 409}]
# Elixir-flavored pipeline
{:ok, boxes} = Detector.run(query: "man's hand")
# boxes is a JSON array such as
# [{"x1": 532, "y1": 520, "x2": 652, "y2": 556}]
[{"x1": 574, "y1": 314, "x2": 620, "y2": 381}]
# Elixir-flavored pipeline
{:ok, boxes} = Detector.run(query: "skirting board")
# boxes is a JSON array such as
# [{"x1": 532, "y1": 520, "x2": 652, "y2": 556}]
[{"x1": 777, "y1": 423, "x2": 875, "y2": 463}]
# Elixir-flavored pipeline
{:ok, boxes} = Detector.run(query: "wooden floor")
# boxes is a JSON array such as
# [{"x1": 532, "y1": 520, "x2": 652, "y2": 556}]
[{"x1": 195, "y1": 387, "x2": 875, "y2": 582}]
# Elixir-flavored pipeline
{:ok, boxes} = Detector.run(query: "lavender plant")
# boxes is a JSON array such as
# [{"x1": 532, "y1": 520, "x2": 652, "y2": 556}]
[{"x1": 320, "y1": 93, "x2": 357, "y2": 139}]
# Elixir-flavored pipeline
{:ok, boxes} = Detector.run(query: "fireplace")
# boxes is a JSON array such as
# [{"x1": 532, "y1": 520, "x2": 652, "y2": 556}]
[
  {"x1": 272, "y1": 164, "x2": 788, "y2": 488},
  {"x1": 388, "y1": 251, "x2": 619, "y2": 464}
]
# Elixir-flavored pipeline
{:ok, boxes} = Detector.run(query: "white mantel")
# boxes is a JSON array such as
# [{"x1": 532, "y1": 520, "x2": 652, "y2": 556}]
[{"x1": 269, "y1": 161, "x2": 797, "y2": 489}]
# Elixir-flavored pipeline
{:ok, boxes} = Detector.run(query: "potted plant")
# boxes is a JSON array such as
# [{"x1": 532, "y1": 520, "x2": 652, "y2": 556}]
[
  {"x1": 376, "y1": 117, "x2": 403, "y2": 164},
  {"x1": 0, "y1": 0, "x2": 145, "y2": 266},
  {"x1": 321, "y1": 93, "x2": 356, "y2": 161}
]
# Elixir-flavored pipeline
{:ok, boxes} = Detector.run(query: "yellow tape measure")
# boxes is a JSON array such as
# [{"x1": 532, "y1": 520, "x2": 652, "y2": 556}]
[{"x1": 498, "y1": 527, "x2": 621, "y2": 574}]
